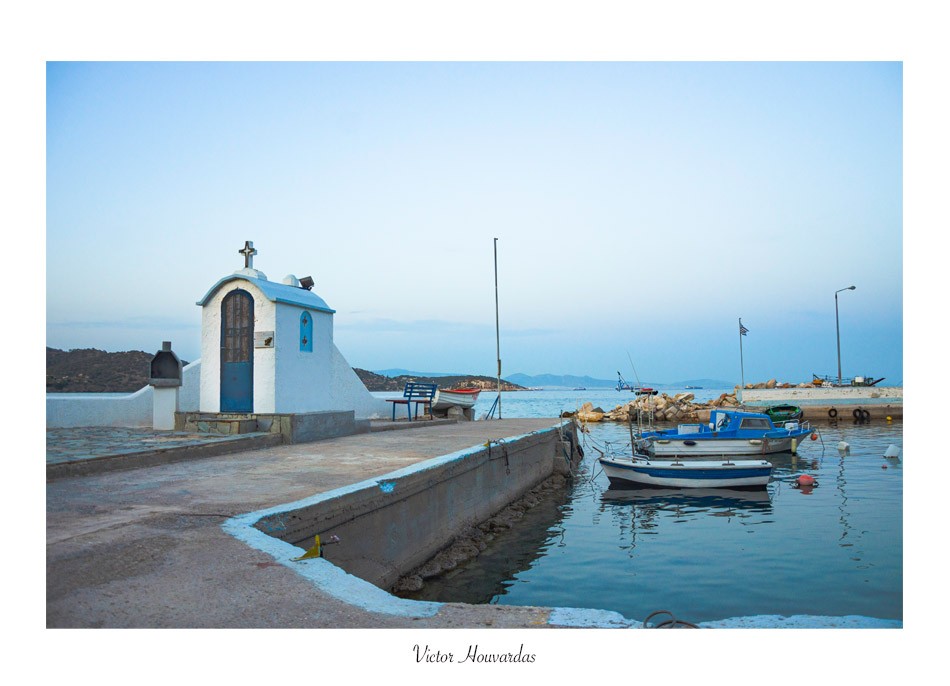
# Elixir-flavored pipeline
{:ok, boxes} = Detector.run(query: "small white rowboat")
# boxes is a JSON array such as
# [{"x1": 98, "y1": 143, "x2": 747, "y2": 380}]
[
  {"x1": 431, "y1": 388, "x2": 481, "y2": 411},
  {"x1": 599, "y1": 454, "x2": 773, "y2": 489}
]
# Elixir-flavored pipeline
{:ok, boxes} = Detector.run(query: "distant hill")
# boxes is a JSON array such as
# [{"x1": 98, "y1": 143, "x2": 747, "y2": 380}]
[
  {"x1": 357, "y1": 369, "x2": 523, "y2": 392},
  {"x1": 373, "y1": 368, "x2": 468, "y2": 378},
  {"x1": 46, "y1": 348, "x2": 525, "y2": 394},
  {"x1": 505, "y1": 373, "x2": 734, "y2": 389},
  {"x1": 46, "y1": 347, "x2": 185, "y2": 393},
  {"x1": 505, "y1": 373, "x2": 620, "y2": 389}
]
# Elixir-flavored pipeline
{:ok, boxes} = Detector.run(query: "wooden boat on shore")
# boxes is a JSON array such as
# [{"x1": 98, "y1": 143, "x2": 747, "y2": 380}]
[
  {"x1": 599, "y1": 454, "x2": 773, "y2": 489},
  {"x1": 431, "y1": 388, "x2": 481, "y2": 411}
]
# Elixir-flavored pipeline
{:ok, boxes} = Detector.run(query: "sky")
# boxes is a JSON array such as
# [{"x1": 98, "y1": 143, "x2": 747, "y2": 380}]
[{"x1": 46, "y1": 60, "x2": 902, "y2": 385}]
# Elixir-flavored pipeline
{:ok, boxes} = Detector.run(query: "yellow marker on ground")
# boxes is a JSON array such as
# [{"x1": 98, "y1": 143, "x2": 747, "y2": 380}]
[{"x1": 294, "y1": 535, "x2": 322, "y2": 560}]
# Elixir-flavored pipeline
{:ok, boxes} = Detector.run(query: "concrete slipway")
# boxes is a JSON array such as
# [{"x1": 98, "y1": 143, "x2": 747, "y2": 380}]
[{"x1": 46, "y1": 419, "x2": 899, "y2": 630}]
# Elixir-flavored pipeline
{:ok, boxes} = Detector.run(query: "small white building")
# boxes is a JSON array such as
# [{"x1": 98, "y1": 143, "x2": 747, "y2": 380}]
[
  {"x1": 195, "y1": 242, "x2": 387, "y2": 421},
  {"x1": 46, "y1": 241, "x2": 388, "y2": 433}
]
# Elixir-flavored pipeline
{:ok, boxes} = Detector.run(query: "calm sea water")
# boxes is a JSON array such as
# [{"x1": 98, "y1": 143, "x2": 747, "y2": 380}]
[{"x1": 390, "y1": 388, "x2": 903, "y2": 623}]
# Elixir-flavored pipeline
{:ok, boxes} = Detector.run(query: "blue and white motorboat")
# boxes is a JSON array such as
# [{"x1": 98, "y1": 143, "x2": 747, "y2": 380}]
[
  {"x1": 598, "y1": 453, "x2": 773, "y2": 489},
  {"x1": 637, "y1": 409, "x2": 815, "y2": 457}
]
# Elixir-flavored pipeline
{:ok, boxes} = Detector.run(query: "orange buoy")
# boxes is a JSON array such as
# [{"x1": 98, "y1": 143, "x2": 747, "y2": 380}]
[
  {"x1": 810, "y1": 433, "x2": 818, "y2": 441},
  {"x1": 796, "y1": 474, "x2": 817, "y2": 488}
]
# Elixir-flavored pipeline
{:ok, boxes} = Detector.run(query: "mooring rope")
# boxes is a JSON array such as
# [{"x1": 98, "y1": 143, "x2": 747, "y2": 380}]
[{"x1": 642, "y1": 610, "x2": 699, "y2": 629}]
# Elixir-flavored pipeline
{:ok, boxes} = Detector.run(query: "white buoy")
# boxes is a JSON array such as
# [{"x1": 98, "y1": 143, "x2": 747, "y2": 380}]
[
  {"x1": 884, "y1": 444, "x2": 901, "y2": 459},
  {"x1": 837, "y1": 441, "x2": 850, "y2": 454}
]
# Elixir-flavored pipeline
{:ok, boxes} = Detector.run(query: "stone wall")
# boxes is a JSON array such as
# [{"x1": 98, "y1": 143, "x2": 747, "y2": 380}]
[
  {"x1": 249, "y1": 424, "x2": 580, "y2": 590},
  {"x1": 46, "y1": 361, "x2": 200, "y2": 428}
]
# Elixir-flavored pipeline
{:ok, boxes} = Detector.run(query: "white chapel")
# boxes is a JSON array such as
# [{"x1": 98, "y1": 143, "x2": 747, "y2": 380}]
[{"x1": 195, "y1": 241, "x2": 388, "y2": 419}]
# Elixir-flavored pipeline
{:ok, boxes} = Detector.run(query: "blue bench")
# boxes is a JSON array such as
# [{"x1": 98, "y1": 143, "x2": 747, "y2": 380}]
[{"x1": 385, "y1": 382, "x2": 437, "y2": 421}]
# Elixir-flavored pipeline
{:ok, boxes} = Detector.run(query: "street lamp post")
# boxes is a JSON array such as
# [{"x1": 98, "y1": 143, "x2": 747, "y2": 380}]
[{"x1": 835, "y1": 286, "x2": 856, "y2": 385}]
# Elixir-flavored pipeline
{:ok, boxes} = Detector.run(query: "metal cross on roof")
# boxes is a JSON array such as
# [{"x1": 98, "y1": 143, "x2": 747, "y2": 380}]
[{"x1": 239, "y1": 241, "x2": 257, "y2": 269}]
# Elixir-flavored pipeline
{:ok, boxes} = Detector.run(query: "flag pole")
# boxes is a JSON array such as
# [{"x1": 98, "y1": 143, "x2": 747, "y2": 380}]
[
  {"x1": 493, "y1": 237, "x2": 502, "y2": 419},
  {"x1": 738, "y1": 317, "x2": 746, "y2": 405}
]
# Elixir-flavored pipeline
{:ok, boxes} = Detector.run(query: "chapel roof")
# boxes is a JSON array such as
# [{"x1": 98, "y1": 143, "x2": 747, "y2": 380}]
[{"x1": 196, "y1": 274, "x2": 335, "y2": 314}]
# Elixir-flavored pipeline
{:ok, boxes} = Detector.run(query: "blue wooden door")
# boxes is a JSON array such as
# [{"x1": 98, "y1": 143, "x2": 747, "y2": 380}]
[{"x1": 220, "y1": 290, "x2": 254, "y2": 412}]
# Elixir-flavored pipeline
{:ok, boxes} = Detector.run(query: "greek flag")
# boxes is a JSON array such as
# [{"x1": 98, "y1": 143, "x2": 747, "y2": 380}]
[{"x1": 739, "y1": 321, "x2": 749, "y2": 336}]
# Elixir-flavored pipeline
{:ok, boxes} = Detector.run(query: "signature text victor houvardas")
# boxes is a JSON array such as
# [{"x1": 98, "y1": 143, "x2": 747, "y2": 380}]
[{"x1": 413, "y1": 643, "x2": 536, "y2": 664}]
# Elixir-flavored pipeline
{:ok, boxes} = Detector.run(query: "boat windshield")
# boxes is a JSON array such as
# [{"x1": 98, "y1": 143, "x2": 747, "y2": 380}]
[{"x1": 739, "y1": 417, "x2": 772, "y2": 430}]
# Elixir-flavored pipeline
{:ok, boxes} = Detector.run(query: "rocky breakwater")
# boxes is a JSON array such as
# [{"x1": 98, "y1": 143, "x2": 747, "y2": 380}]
[{"x1": 571, "y1": 391, "x2": 742, "y2": 425}]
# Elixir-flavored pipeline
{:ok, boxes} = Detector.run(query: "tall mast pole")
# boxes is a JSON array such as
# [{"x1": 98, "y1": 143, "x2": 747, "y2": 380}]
[
  {"x1": 494, "y1": 237, "x2": 502, "y2": 418},
  {"x1": 738, "y1": 317, "x2": 745, "y2": 405}
]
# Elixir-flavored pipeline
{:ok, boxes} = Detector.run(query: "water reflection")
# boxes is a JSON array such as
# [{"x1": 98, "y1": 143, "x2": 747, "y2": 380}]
[
  {"x1": 601, "y1": 486, "x2": 773, "y2": 511},
  {"x1": 599, "y1": 487, "x2": 773, "y2": 556}
]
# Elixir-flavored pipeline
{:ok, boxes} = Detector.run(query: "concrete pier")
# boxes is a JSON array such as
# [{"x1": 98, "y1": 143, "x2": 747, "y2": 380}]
[
  {"x1": 741, "y1": 385, "x2": 903, "y2": 420},
  {"x1": 797, "y1": 404, "x2": 902, "y2": 420},
  {"x1": 47, "y1": 418, "x2": 581, "y2": 628}
]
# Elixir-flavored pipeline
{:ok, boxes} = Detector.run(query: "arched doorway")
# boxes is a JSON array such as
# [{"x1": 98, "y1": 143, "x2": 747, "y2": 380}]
[{"x1": 220, "y1": 289, "x2": 254, "y2": 412}]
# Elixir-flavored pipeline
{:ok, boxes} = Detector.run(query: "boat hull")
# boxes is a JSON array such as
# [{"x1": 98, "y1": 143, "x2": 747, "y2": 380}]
[
  {"x1": 599, "y1": 456, "x2": 773, "y2": 489},
  {"x1": 646, "y1": 434, "x2": 805, "y2": 457},
  {"x1": 431, "y1": 388, "x2": 481, "y2": 410}
]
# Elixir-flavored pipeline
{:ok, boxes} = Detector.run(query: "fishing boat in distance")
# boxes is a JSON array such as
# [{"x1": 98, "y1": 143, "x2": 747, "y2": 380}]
[
  {"x1": 599, "y1": 453, "x2": 773, "y2": 489},
  {"x1": 637, "y1": 409, "x2": 815, "y2": 457},
  {"x1": 812, "y1": 373, "x2": 886, "y2": 387},
  {"x1": 616, "y1": 372, "x2": 657, "y2": 395},
  {"x1": 431, "y1": 388, "x2": 481, "y2": 411}
]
